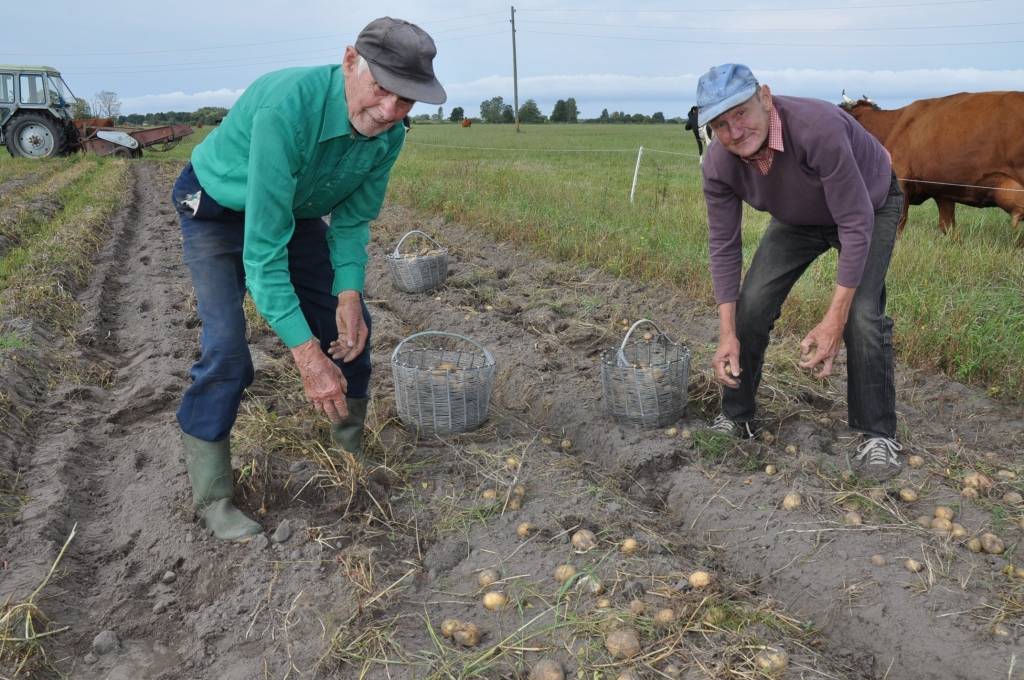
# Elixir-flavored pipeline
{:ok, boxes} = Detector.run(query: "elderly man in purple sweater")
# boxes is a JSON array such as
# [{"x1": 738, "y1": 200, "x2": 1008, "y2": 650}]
[{"x1": 697, "y1": 64, "x2": 906, "y2": 480}]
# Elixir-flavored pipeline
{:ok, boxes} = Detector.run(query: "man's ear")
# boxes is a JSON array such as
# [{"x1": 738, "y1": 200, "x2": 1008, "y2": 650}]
[
  {"x1": 342, "y1": 46, "x2": 358, "y2": 75},
  {"x1": 759, "y1": 84, "x2": 773, "y2": 108}
]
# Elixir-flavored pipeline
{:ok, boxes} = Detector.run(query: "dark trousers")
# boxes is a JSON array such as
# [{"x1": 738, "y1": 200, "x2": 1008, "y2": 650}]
[
  {"x1": 171, "y1": 163, "x2": 372, "y2": 443},
  {"x1": 722, "y1": 176, "x2": 904, "y2": 438}
]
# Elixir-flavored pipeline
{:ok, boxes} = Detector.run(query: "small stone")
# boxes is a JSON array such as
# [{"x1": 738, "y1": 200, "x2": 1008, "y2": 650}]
[
  {"x1": 272, "y1": 520, "x2": 293, "y2": 544},
  {"x1": 160, "y1": 571, "x2": 176, "y2": 584},
  {"x1": 92, "y1": 630, "x2": 120, "y2": 655},
  {"x1": 153, "y1": 601, "x2": 167, "y2": 614},
  {"x1": 84, "y1": 653, "x2": 98, "y2": 665},
  {"x1": 870, "y1": 554, "x2": 886, "y2": 566},
  {"x1": 251, "y1": 534, "x2": 270, "y2": 551}
]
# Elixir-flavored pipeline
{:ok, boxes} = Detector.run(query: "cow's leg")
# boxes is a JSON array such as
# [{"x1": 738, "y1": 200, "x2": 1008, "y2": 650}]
[
  {"x1": 896, "y1": 192, "x2": 910, "y2": 235},
  {"x1": 936, "y1": 198, "x2": 956, "y2": 235},
  {"x1": 990, "y1": 175, "x2": 1024, "y2": 246}
]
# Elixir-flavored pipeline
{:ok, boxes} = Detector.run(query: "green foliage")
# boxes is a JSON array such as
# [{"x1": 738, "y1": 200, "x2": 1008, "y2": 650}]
[
  {"x1": 479, "y1": 96, "x2": 505, "y2": 124},
  {"x1": 518, "y1": 99, "x2": 544, "y2": 123},
  {"x1": 448, "y1": 106, "x2": 464, "y2": 122}
]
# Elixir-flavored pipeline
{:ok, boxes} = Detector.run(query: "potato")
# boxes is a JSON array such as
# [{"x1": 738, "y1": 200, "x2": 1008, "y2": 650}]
[
  {"x1": 933, "y1": 506, "x2": 954, "y2": 521},
  {"x1": 961, "y1": 487, "x2": 979, "y2": 500},
  {"x1": 620, "y1": 537, "x2": 640, "y2": 556},
  {"x1": 481, "y1": 488, "x2": 498, "y2": 501},
  {"x1": 512, "y1": 484, "x2": 526, "y2": 497},
  {"x1": 642, "y1": 332, "x2": 654, "y2": 341},
  {"x1": 867, "y1": 488, "x2": 887, "y2": 503},
  {"x1": 870, "y1": 554, "x2": 886, "y2": 567},
  {"x1": 914, "y1": 515, "x2": 932, "y2": 529},
  {"x1": 508, "y1": 497, "x2": 522, "y2": 511},
  {"x1": 571, "y1": 529, "x2": 597, "y2": 552},
  {"x1": 930, "y1": 517, "x2": 953, "y2": 534},
  {"x1": 453, "y1": 622, "x2": 481, "y2": 647},
  {"x1": 516, "y1": 522, "x2": 535, "y2": 539},
  {"x1": 761, "y1": 431, "x2": 776, "y2": 444},
  {"x1": 754, "y1": 647, "x2": 789, "y2": 676},
  {"x1": 541, "y1": 436, "x2": 554, "y2": 446},
  {"x1": 996, "y1": 469, "x2": 1017, "y2": 481},
  {"x1": 604, "y1": 628, "x2": 641, "y2": 659},
  {"x1": 595, "y1": 596, "x2": 612, "y2": 609},
  {"x1": 688, "y1": 570, "x2": 712, "y2": 588},
  {"x1": 483, "y1": 591, "x2": 508, "y2": 610},
  {"x1": 844, "y1": 511, "x2": 863, "y2": 526},
  {"x1": 992, "y1": 623, "x2": 1012, "y2": 638},
  {"x1": 505, "y1": 455, "x2": 520, "y2": 471},
  {"x1": 898, "y1": 488, "x2": 918, "y2": 503},
  {"x1": 553, "y1": 564, "x2": 576, "y2": 583},
  {"x1": 653, "y1": 608, "x2": 675, "y2": 626},
  {"x1": 559, "y1": 438, "x2": 573, "y2": 451},
  {"x1": 817, "y1": 415, "x2": 832, "y2": 427},
  {"x1": 436, "y1": 361, "x2": 458, "y2": 372},
  {"x1": 440, "y1": 618, "x2": 461, "y2": 638},
  {"x1": 966, "y1": 537, "x2": 983, "y2": 553},
  {"x1": 528, "y1": 659, "x2": 565, "y2": 680},
  {"x1": 785, "y1": 444, "x2": 798, "y2": 455},
  {"x1": 963, "y1": 472, "x2": 993, "y2": 491},
  {"x1": 665, "y1": 426, "x2": 678, "y2": 437},
  {"x1": 904, "y1": 559, "x2": 924, "y2": 573},
  {"x1": 628, "y1": 599, "x2": 646, "y2": 615},
  {"x1": 484, "y1": 304, "x2": 494, "y2": 312},
  {"x1": 703, "y1": 606, "x2": 727, "y2": 626},
  {"x1": 661, "y1": 664, "x2": 682, "y2": 678},
  {"x1": 764, "y1": 464, "x2": 778, "y2": 476},
  {"x1": 951, "y1": 523, "x2": 968, "y2": 539},
  {"x1": 477, "y1": 568, "x2": 500, "y2": 588},
  {"x1": 782, "y1": 492, "x2": 802, "y2": 510},
  {"x1": 1003, "y1": 491, "x2": 1023, "y2": 505},
  {"x1": 907, "y1": 454, "x2": 925, "y2": 469},
  {"x1": 680, "y1": 428, "x2": 692, "y2": 440},
  {"x1": 980, "y1": 532, "x2": 1005, "y2": 554}
]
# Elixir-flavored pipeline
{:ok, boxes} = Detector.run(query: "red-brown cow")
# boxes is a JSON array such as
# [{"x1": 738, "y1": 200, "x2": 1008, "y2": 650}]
[{"x1": 839, "y1": 92, "x2": 1024, "y2": 240}]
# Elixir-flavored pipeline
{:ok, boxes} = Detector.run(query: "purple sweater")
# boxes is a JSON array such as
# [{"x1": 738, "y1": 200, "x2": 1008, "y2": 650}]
[{"x1": 702, "y1": 95, "x2": 892, "y2": 304}]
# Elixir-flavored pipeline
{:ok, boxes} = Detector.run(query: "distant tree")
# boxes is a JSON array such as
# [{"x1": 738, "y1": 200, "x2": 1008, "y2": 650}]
[
  {"x1": 565, "y1": 97, "x2": 579, "y2": 123},
  {"x1": 449, "y1": 106, "x2": 464, "y2": 122},
  {"x1": 480, "y1": 96, "x2": 506, "y2": 123},
  {"x1": 70, "y1": 98, "x2": 92, "y2": 119},
  {"x1": 436, "y1": 106, "x2": 444, "y2": 121},
  {"x1": 550, "y1": 99, "x2": 566, "y2": 122},
  {"x1": 501, "y1": 104, "x2": 515, "y2": 123},
  {"x1": 610, "y1": 110, "x2": 626, "y2": 123},
  {"x1": 631, "y1": 113, "x2": 647, "y2": 123},
  {"x1": 518, "y1": 99, "x2": 545, "y2": 123},
  {"x1": 414, "y1": 113, "x2": 432, "y2": 122},
  {"x1": 93, "y1": 91, "x2": 121, "y2": 119},
  {"x1": 599, "y1": 108, "x2": 610, "y2": 123},
  {"x1": 651, "y1": 111, "x2": 665, "y2": 123}
]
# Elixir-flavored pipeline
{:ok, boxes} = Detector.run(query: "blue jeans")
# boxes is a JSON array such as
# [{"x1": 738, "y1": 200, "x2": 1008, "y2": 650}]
[
  {"x1": 723, "y1": 176, "x2": 904, "y2": 438},
  {"x1": 172, "y1": 163, "x2": 372, "y2": 442}
]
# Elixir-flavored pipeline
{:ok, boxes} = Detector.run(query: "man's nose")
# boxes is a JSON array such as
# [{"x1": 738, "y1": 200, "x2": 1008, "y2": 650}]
[{"x1": 379, "y1": 94, "x2": 400, "y2": 119}]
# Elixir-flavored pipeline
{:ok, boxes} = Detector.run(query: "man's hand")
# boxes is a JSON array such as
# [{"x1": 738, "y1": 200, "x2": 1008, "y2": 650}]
[
  {"x1": 712, "y1": 334, "x2": 742, "y2": 388},
  {"x1": 328, "y1": 290, "x2": 368, "y2": 363},
  {"x1": 798, "y1": 319, "x2": 845, "y2": 378},
  {"x1": 291, "y1": 338, "x2": 348, "y2": 422}
]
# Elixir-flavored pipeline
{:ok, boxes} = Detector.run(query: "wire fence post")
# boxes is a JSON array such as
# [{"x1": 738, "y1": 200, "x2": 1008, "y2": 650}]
[{"x1": 629, "y1": 146, "x2": 644, "y2": 204}]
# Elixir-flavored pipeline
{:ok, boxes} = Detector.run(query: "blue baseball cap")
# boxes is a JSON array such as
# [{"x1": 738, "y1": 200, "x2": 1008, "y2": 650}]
[{"x1": 696, "y1": 63, "x2": 759, "y2": 127}]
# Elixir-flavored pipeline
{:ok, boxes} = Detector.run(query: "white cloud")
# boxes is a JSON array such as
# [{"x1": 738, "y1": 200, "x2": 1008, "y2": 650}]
[{"x1": 121, "y1": 87, "x2": 246, "y2": 114}]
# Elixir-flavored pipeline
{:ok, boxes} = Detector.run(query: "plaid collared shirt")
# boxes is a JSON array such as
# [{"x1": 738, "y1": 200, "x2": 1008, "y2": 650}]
[{"x1": 743, "y1": 103, "x2": 785, "y2": 175}]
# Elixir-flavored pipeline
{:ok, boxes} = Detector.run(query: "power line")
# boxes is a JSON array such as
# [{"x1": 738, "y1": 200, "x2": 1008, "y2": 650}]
[
  {"x1": 520, "y1": 18, "x2": 1024, "y2": 33},
  {"x1": 523, "y1": 28, "x2": 1024, "y2": 47},
  {"x1": 521, "y1": 0, "x2": 997, "y2": 12}
]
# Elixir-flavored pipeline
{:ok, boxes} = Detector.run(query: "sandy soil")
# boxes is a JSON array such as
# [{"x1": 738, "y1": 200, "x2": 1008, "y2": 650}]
[{"x1": 1, "y1": 162, "x2": 1021, "y2": 679}]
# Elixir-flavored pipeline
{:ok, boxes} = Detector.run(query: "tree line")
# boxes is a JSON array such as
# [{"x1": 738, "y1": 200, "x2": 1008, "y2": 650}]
[{"x1": 411, "y1": 97, "x2": 683, "y2": 124}]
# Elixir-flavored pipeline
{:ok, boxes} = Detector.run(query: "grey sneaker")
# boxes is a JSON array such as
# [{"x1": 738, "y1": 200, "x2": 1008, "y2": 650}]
[
  {"x1": 709, "y1": 414, "x2": 755, "y2": 439},
  {"x1": 852, "y1": 437, "x2": 904, "y2": 481}
]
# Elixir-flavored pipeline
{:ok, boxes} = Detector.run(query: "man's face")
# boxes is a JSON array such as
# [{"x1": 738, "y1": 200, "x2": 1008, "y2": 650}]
[
  {"x1": 708, "y1": 86, "x2": 772, "y2": 159},
  {"x1": 343, "y1": 47, "x2": 415, "y2": 137}
]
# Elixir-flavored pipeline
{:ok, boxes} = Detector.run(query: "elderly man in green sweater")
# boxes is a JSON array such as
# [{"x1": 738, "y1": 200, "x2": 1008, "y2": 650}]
[
  {"x1": 697, "y1": 63, "x2": 906, "y2": 480},
  {"x1": 170, "y1": 17, "x2": 445, "y2": 540}
]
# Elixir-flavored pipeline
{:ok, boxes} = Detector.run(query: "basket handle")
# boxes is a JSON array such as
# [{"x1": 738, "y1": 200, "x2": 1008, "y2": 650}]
[
  {"x1": 391, "y1": 331, "x2": 494, "y2": 365},
  {"x1": 392, "y1": 230, "x2": 444, "y2": 256},
  {"x1": 616, "y1": 318, "x2": 667, "y2": 367}
]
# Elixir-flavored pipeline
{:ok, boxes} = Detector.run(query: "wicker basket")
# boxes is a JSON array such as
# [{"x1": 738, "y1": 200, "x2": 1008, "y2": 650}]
[
  {"x1": 391, "y1": 331, "x2": 496, "y2": 435},
  {"x1": 386, "y1": 230, "x2": 449, "y2": 293},
  {"x1": 600, "y1": 319, "x2": 691, "y2": 428}
]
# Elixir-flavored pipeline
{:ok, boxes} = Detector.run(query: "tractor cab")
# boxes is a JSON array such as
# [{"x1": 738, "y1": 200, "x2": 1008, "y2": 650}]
[{"x1": 0, "y1": 65, "x2": 79, "y2": 158}]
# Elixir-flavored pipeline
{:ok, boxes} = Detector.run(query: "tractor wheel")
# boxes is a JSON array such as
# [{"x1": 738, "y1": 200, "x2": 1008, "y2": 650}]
[{"x1": 4, "y1": 112, "x2": 68, "y2": 158}]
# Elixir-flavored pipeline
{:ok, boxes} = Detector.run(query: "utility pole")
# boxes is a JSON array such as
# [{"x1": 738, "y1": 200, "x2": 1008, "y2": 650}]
[{"x1": 511, "y1": 5, "x2": 520, "y2": 132}]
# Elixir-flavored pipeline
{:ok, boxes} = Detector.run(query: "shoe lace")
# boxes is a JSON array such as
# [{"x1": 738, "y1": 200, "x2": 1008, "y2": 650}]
[
  {"x1": 710, "y1": 414, "x2": 736, "y2": 433},
  {"x1": 855, "y1": 437, "x2": 903, "y2": 466}
]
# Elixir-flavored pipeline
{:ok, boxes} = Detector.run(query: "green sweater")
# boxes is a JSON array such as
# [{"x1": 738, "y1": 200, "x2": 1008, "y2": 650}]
[{"x1": 191, "y1": 65, "x2": 404, "y2": 347}]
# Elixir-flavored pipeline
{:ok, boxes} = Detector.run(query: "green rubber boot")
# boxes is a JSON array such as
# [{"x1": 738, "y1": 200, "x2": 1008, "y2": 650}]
[
  {"x1": 331, "y1": 397, "x2": 369, "y2": 458},
  {"x1": 181, "y1": 432, "x2": 262, "y2": 541}
]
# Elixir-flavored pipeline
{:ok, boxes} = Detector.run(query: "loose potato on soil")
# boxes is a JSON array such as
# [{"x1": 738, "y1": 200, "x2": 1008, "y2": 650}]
[
  {"x1": 904, "y1": 559, "x2": 924, "y2": 573},
  {"x1": 512, "y1": 484, "x2": 526, "y2": 497},
  {"x1": 571, "y1": 529, "x2": 597, "y2": 551},
  {"x1": 483, "y1": 591, "x2": 508, "y2": 610},
  {"x1": 577, "y1": 575, "x2": 604, "y2": 595},
  {"x1": 620, "y1": 537, "x2": 640, "y2": 555},
  {"x1": 595, "y1": 596, "x2": 612, "y2": 609},
  {"x1": 560, "y1": 438, "x2": 572, "y2": 451},
  {"x1": 653, "y1": 608, "x2": 675, "y2": 626},
  {"x1": 785, "y1": 444, "x2": 798, "y2": 455},
  {"x1": 844, "y1": 511, "x2": 863, "y2": 526},
  {"x1": 782, "y1": 492, "x2": 802, "y2": 510},
  {"x1": 516, "y1": 522, "x2": 535, "y2": 538},
  {"x1": 529, "y1": 659, "x2": 565, "y2": 680},
  {"x1": 963, "y1": 471, "x2": 993, "y2": 491},
  {"x1": 604, "y1": 628, "x2": 641, "y2": 659},
  {"x1": 933, "y1": 506, "x2": 954, "y2": 521},
  {"x1": 980, "y1": 533, "x2": 1005, "y2": 554},
  {"x1": 1002, "y1": 491, "x2": 1023, "y2": 505},
  {"x1": 907, "y1": 454, "x2": 925, "y2": 468},
  {"x1": 440, "y1": 618, "x2": 461, "y2": 638},
  {"x1": 870, "y1": 554, "x2": 887, "y2": 566},
  {"x1": 665, "y1": 426, "x2": 678, "y2": 437},
  {"x1": 930, "y1": 517, "x2": 953, "y2": 533},
  {"x1": 754, "y1": 647, "x2": 789, "y2": 676},
  {"x1": 453, "y1": 622, "x2": 481, "y2": 647},
  {"x1": 961, "y1": 487, "x2": 979, "y2": 500},
  {"x1": 628, "y1": 599, "x2": 646, "y2": 615},
  {"x1": 505, "y1": 455, "x2": 520, "y2": 471},
  {"x1": 966, "y1": 537, "x2": 983, "y2": 553},
  {"x1": 508, "y1": 497, "x2": 522, "y2": 510},
  {"x1": 553, "y1": 564, "x2": 576, "y2": 583},
  {"x1": 764, "y1": 464, "x2": 778, "y2": 476},
  {"x1": 481, "y1": 488, "x2": 498, "y2": 501},
  {"x1": 688, "y1": 570, "x2": 712, "y2": 588},
  {"x1": 996, "y1": 469, "x2": 1017, "y2": 481},
  {"x1": 915, "y1": 515, "x2": 932, "y2": 529},
  {"x1": 477, "y1": 568, "x2": 500, "y2": 588},
  {"x1": 898, "y1": 488, "x2": 919, "y2": 503},
  {"x1": 951, "y1": 523, "x2": 967, "y2": 538}
]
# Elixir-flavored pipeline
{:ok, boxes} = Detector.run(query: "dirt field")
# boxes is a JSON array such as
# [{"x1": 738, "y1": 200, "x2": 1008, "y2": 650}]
[{"x1": 2, "y1": 161, "x2": 1022, "y2": 679}]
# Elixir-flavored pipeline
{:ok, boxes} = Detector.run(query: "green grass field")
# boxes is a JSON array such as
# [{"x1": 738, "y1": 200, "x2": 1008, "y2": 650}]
[{"x1": 2, "y1": 121, "x2": 1020, "y2": 399}]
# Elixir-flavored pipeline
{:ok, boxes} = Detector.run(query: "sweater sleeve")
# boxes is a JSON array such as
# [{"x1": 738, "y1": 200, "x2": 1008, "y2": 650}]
[
  {"x1": 805, "y1": 117, "x2": 875, "y2": 289},
  {"x1": 703, "y1": 158, "x2": 745, "y2": 304}
]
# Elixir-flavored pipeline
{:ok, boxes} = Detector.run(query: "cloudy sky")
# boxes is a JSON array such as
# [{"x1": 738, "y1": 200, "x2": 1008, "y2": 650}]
[{"x1": 8, "y1": 0, "x2": 1023, "y2": 118}]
